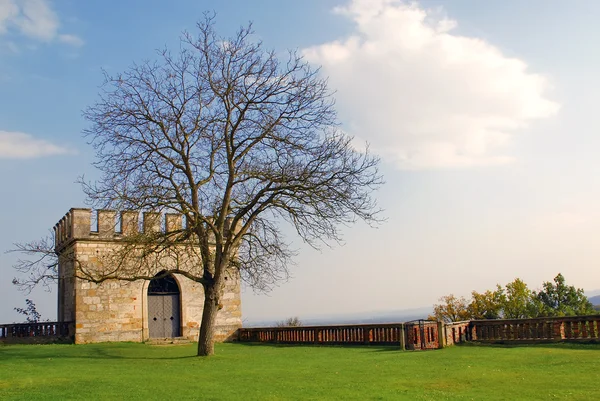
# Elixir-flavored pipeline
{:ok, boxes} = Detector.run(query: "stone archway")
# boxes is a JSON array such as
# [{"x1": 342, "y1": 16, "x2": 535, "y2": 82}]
[{"x1": 147, "y1": 272, "x2": 181, "y2": 338}]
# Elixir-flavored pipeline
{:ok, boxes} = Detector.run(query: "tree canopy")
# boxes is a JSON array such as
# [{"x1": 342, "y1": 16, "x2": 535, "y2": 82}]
[
  {"x1": 429, "y1": 294, "x2": 470, "y2": 323},
  {"x1": 501, "y1": 278, "x2": 532, "y2": 319},
  {"x1": 430, "y1": 274, "x2": 595, "y2": 322},
  {"x1": 468, "y1": 287, "x2": 503, "y2": 320},
  {"x1": 533, "y1": 273, "x2": 594, "y2": 317},
  {"x1": 46, "y1": 15, "x2": 381, "y2": 356}
]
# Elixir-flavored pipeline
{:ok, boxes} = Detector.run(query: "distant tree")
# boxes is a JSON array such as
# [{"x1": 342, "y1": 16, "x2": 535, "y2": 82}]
[
  {"x1": 11, "y1": 15, "x2": 382, "y2": 357},
  {"x1": 430, "y1": 294, "x2": 471, "y2": 323},
  {"x1": 276, "y1": 316, "x2": 302, "y2": 327},
  {"x1": 14, "y1": 299, "x2": 42, "y2": 323},
  {"x1": 499, "y1": 278, "x2": 533, "y2": 319},
  {"x1": 468, "y1": 286, "x2": 503, "y2": 320},
  {"x1": 533, "y1": 273, "x2": 595, "y2": 317},
  {"x1": 431, "y1": 274, "x2": 596, "y2": 322},
  {"x1": 526, "y1": 296, "x2": 546, "y2": 318}
]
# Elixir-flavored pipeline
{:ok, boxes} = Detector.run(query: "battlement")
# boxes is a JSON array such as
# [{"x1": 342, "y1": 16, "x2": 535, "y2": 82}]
[
  {"x1": 53, "y1": 208, "x2": 240, "y2": 252},
  {"x1": 53, "y1": 208, "x2": 185, "y2": 251}
]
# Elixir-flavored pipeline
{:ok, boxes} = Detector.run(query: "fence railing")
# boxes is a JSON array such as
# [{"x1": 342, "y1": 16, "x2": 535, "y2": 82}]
[
  {"x1": 471, "y1": 315, "x2": 600, "y2": 342},
  {"x1": 0, "y1": 322, "x2": 74, "y2": 344},
  {"x1": 238, "y1": 315, "x2": 600, "y2": 350},
  {"x1": 238, "y1": 321, "x2": 441, "y2": 350},
  {"x1": 239, "y1": 323, "x2": 404, "y2": 345},
  {"x1": 3, "y1": 316, "x2": 599, "y2": 347}
]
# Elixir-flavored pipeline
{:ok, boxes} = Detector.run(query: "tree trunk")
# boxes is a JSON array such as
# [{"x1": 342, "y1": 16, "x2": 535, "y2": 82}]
[{"x1": 197, "y1": 283, "x2": 220, "y2": 356}]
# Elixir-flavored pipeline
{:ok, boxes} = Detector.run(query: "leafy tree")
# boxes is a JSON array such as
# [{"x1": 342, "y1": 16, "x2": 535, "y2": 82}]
[
  {"x1": 533, "y1": 273, "x2": 595, "y2": 317},
  {"x1": 468, "y1": 286, "x2": 503, "y2": 320},
  {"x1": 499, "y1": 278, "x2": 532, "y2": 319},
  {"x1": 430, "y1": 294, "x2": 471, "y2": 323},
  {"x1": 526, "y1": 296, "x2": 547, "y2": 318},
  {"x1": 13, "y1": 15, "x2": 382, "y2": 356},
  {"x1": 14, "y1": 299, "x2": 42, "y2": 323},
  {"x1": 430, "y1": 274, "x2": 596, "y2": 322}
]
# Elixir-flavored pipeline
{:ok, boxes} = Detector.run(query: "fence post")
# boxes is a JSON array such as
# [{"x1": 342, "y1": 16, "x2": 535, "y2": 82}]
[
  {"x1": 437, "y1": 321, "x2": 444, "y2": 348},
  {"x1": 399, "y1": 324, "x2": 406, "y2": 350},
  {"x1": 363, "y1": 327, "x2": 370, "y2": 345},
  {"x1": 553, "y1": 320, "x2": 563, "y2": 341}
]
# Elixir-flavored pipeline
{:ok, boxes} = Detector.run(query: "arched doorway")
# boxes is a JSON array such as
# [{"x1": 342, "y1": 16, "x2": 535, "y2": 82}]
[{"x1": 148, "y1": 272, "x2": 181, "y2": 338}]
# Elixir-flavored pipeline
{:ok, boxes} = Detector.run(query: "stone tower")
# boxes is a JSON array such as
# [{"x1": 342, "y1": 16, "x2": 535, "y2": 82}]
[{"x1": 54, "y1": 208, "x2": 242, "y2": 344}]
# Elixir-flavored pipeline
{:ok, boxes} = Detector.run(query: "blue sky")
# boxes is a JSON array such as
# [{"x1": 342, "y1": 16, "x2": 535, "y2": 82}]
[{"x1": 1, "y1": 0, "x2": 600, "y2": 323}]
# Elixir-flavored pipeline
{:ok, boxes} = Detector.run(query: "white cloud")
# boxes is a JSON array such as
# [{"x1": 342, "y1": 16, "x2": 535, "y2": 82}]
[
  {"x1": 303, "y1": 0, "x2": 560, "y2": 169},
  {"x1": 0, "y1": 0, "x2": 82, "y2": 46},
  {"x1": 0, "y1": 0, "x2": 19, "y2": 34},
  {"x1": 13, "y1": 0, "x2": 58, "y2": 40},
  {"x1": 57, "y1": 33, "x2": 83, "y2": 47},
  {"x1": 0, "y1": 130, "x2": 74, "y2": 159}
]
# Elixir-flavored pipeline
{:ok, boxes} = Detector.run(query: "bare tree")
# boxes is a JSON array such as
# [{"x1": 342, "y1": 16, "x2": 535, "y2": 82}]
[
  {"x1": 276, "y1": 316, "x2": 302, "y2": 327},
  {"x1": 14, "y1": 15, "x2": 382, "y2": 356}
]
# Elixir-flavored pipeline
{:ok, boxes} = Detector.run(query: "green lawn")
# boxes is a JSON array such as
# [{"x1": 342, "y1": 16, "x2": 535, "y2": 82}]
[{"x1": 0, "y1": 342, "x2": 599, "y2": 400}]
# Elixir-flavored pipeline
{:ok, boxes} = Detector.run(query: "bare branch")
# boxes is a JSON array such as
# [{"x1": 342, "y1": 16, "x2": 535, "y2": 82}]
[
  {"x1": 15, "y1": 14, "x2": 383, "y2": 356},
  {"x1": 9, "y1": 232, "x2": 58, "y2": 294}
]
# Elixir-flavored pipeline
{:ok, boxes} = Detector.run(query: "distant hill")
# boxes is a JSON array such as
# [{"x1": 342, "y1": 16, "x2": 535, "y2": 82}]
[
  {"x1": 588, "y1": 295, "x2": 600, "y2": 306},
  {"x1": 244, "y1": 307, "x2": 432, "y2": 328}
]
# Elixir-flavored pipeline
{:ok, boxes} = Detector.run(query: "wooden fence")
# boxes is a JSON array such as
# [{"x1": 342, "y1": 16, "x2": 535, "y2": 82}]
[
  {"x1": 238, "y1": 315, "x2": 600, "y2": 350},
  {"x1": 0, "y1": 322, "x2": 74, "y2": 344},
  {"x1": 471, "y1": 315, "x2": 600, "y2": 343},
  {"x1": 238, "y1": 321, "x2": 441, "y2": 350}
]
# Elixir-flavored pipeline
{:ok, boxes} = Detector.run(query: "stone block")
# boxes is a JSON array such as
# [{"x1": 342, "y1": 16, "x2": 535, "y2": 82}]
[
  {"x1": 166, "y1": 213, "x2": 182, "y2": 232},
  {"x1": 143, "y1": 212, "x2": 161, "y2": 233},
  {"x1": 121, "y1": 211, "x2": 139, "y2": 235}
]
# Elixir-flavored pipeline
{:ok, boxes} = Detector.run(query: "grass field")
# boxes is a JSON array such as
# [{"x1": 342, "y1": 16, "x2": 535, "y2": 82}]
[{"x1": 1, "y1": 342, "x2": 599, "y2": 400}]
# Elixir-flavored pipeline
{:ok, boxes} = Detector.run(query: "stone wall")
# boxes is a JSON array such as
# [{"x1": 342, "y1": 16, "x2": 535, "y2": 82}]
[
  {"x1": 57, "y1": 252, "x2": 76, "y2": 323},
  {"x1": 443, "y1": 321, "x2": 472, "y2": 346},
  {"x1": 55, "y1": 208, "x2": 242, "y2": 344},
  {"x1": 0, "y1": 322, "x2": 74, "y2": 344}
]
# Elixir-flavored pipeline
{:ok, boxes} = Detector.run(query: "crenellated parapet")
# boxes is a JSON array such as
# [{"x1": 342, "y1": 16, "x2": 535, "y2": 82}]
[
  {"x1": 53, "y1": 208, "x2": 186, "y2": 252},
  {"x1": 53, "y1": 208, "x2": 241, "y2": 253}
]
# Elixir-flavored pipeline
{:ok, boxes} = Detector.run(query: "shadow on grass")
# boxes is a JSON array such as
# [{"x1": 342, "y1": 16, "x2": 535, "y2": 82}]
[
  {"x1": 233, "y1": 341, "x2": 407, "y2": 353},
  {"x1": 0, "y1": 343, "x2": 199, "y2": 361},
  {"x1": 4, "y1": 340, "x2": 598, "y2": 363},
  {"x1": 454, "y1": 341, "x2": 600, "y2": 351},
  {"x1": 235, "y1": 340, "x2": 600, "y2": 354}
]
